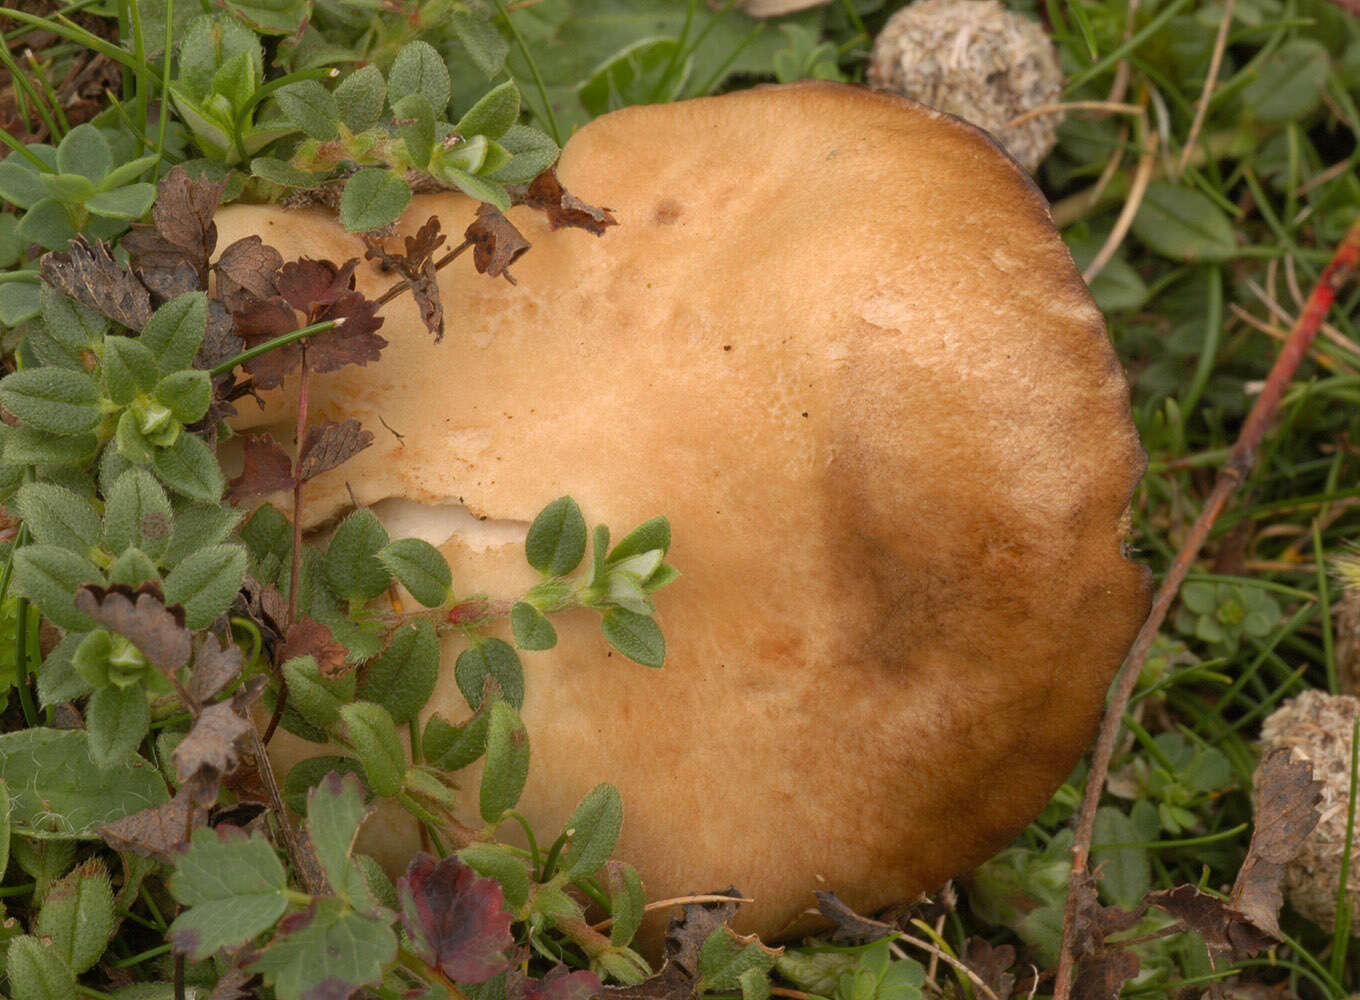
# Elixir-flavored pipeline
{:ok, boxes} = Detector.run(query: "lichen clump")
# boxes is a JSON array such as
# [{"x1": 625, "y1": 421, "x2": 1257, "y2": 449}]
[
  {"x1": 1260, "y1": 690, "x2": 1360, "y2": 934},
  {"x1": 867, "y1": 0, "x2": 1064, "y2": 172}
]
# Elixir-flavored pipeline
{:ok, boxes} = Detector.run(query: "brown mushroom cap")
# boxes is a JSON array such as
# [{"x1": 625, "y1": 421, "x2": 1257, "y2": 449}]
[{"x1": 219, "y1": 81, "x2": 1150, "y2": 941}]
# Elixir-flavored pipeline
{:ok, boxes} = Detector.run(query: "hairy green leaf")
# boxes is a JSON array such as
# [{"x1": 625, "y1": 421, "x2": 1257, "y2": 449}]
[
  {"x1": 102, "y1": 335, "x2": 160, "y2": 406},
  {"x1": 561, "y1": 783, "x2": 623, "y2": 880},
  {"x1": 16, "y1": 483, "x2": 101, "y2": 556},
  {"x1": 510, "y1": 601, "x2": 557, "y2": 651},
  {"x1": 455, "y1": 639, "x2": 524, "y2": 710},
  {"x1": 307, "y1": 771, "x2": 374, "y2": 907},
  {"x1": 37, "y1": 858, "x2": 115, "y2": 974},
  {"x1": 168, "y1": 826, "x2": 289, "y2": 960},
  {"x1": 85, "y1": 684, "x2": 151, "y2": 770},
  {"x1": 152, "y1": 432, "x2": 224, "y2": 503},
  {"x1": 104, "y1": 470, "x2": 173, "y2": 560},
  {"x1": 601, "y1": 609, "x2": 664, "y2": 667},
  {"x1": 140, "y1": 292, "x2": 207, "y2": 374},
  {"x1": 163, "y1": 543, "x2": 246, "y2": 629},
  {"x1": 12, "y1": 545, "x2": 104, "y2": 632},
  {"x1": 334, "y1": 65, "x2": 386, "y2": 133},
  {"x1": 340, "y1": 169, "x2": 412, "y2": 233},
  {"x1": 250, "y1": 896, "x2": 396, "y2": 1000},
  {"x1": 7, "y1": 935, "x2": 78, "y2": 1000},
  {"x1": 274, "y1": 80, "x2": 340, "y2": 140},
  {"x1": 326, "y1": 509, "x2": 391, "y2": 602},
  {"x1": 339, "y1": 702, "x2": 404, "y2": 798},
  {"x1": 388, "y1": 40, "x2": 451, "y2": 112},
  {"x1": 357, "y1": 618, "x2": 439, "y2": 723},
  {"x1": 455, "y1": 81, "x2": 520, "y2": 140},
  {"x1": 0, "y1": 367, "x2": 101, "y2": 436},
  {"x1": 480, "y1": 701, "x2": 529, "y2": 822},
  {"x1": 377, "y1": 537, "x2": 450, "y2": 608},
  {"x1": 526, "y1": 497, "x2": 586, "y2": 576}
]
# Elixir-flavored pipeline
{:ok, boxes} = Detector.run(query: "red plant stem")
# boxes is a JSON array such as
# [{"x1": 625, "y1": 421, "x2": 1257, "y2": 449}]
[{"x1": 1052, "y1": 210, "x2": 1360, "y2": 1000}]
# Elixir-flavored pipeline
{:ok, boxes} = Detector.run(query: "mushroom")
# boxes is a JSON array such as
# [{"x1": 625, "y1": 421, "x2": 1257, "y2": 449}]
[{"x1": 218, "y1": 81, "x2": 1150, "y2": 942}]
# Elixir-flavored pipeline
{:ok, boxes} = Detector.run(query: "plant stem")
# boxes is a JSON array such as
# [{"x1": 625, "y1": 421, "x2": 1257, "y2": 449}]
[
  {"x1": 490, "y1": 0, "x2": 561, "y2": 148},
  {"x1": 209, "y1": 318, "x2": 338, "y2": 378},
  {"x1": 1052, "y1": 207, "x2": 1360, "y2": 1000}
]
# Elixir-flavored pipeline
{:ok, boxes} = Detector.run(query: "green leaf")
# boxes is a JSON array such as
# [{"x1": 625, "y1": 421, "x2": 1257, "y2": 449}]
[
  {"x1": 437, "y1": 165, "x2": 509, "y2": 208},
  {"x1": 357, "y1": 619, "x2": 439, "y2": 723},
  {"x1": 249, "y1": 896, "x2": 396, "y2": 1000},
  {"x1": 489, "y1": 124, "x2": 559, "y2": 184},
  {"x1": 325, "y1": 509, "x2": 391, "y2": 602},
  {"x1": 455, "y1": 81, "x2": 521, "y2": 140},
  {"x1": 284, "y1": 755, "x2": 365, "y2": 814},
  {"x1": 427, "y1": 711, "x2": 489, "y2": 771},
  {"x1": 455, "y1": 639, "x2": 524, "y2": 710},
  {"x1": 561, "y1": 783, "x2": 622, "y2": 879},
  {"x1": 242, "y1": 503, "x2": 292, "y2": 568},
  {"x1": 0, "y1": 157, "x2": 49, "y2": 210},
  {"x1": 1241, "y1": 39, "x2": 1330, "y2": 124},
  {"x1": 85, "y1": 184, "x2": 156, "y2": 220},
  {"x1": 12, "y1": 545, "x2": 103, "y2": 632},
  {"x1": 334, "y1": 65, "x2": 386, "y2": 133},
  {"x1": 19, "y1": 198, "x2": 78, "y2": 251},
  {"x1": 0, "y1": 367, "x2": 101, "y2": 436},
  {"x1": 340, "y1": 169, "x2": 412, "y2": 233},
  {"x1": 0, "y1": 728, "x2": 168, "y2": 839},
  {"x1": 221, "y1": 0, "x2": 310, "y2": 34},
  {"x1": 1091, "y1": 806, "x2": 1151, "y2": 907},
  {"x1": 36, "y1": 858, "x2": 115, "y2": 974},
  {"x1": 7, "y1": 935, "x2": 78, "y2": 1000},
  {"x1": 283, "y1": 655, "x2": 353, "y2": 731},
  {"x1": 100, "y1": 154, "x2": 160, "y2": 191},
  {"x1": 163, "y1": 543, "x2": 247, "y2": 629},
  {"x1": 698, "y1": 927, "x2": 781, "y2": 992},
  {"x1": 1132, "y1": 183, "x2": 1237, "y2": 262},
  {"x1": 168, "y1": 826, "x2": 289, "y2": 960},
  {"x1": 152, "y1": 432, "x2": 224, "y2": 502},
  {"x1": 392, "y1": 94, "x2": 436, "y2": 170},
  {"x1": 457, "y1": 843, "x2": 532, "y2": 909},
  {"x1": 377, "y1": 537, "x2": 450, "y2": 608},
  {"x1": 41, "y1": 173, "x2": 96, "y2": 205},
  {"x1": 101, "y1": 335, "x2": 160, "y2": 406},
  {"x1": 526, "y1": 497, "x2": 586, "y2": 576},
  {"x1": 140, "y1": 292, "x2": 208, "y2": 374},
  {"x1": 388, "y1": 40, "x2": 451, "y2": 112},
  {"x1": 605, "y1": 862, "x2": 645, "y2": 947},
  {"x1": 37, "y1": 633, "x2": 94, "y2": 707},
  {"x1": 104, "y1": 470, "x2": 173, "y2": 560},
  {"x1": 249, "y1": 156, "x2": 322, "y2": 189},
  {"x1": 510, "y1": 602, "x2": 557, "y2": 651},
  {"x1": 86, "y1": 684, "x2": 151, "y2": 770},
  {"x1": 306, "y1": 771, "x2": 373, "y2": 907},
  {"x1": 601, "y1": 610, "x2": 664, "y2": 667},
  {"x1": 0, "y1": 781, "x2": 11, "y2": 883},
  {"x1": 56, "y1": 125, "x2": 111, "y2": 184},
  {"x1": 275, "y1": 80, "x2": 340, "y2": 141},
  {"x1": 480, "y1": 701, "x2": 529, "y2": 822},
  {"x1": 451, "y1": 4, "x2": 509, "y2": 77},
  {"x1": 339, "y1": 702, "x2": 404, "y2": 798},
  {"x1": 609, "y1": 517, "x2": 670, "y2": 564},
  {"x1": 4, "y1": 426, "x2": 97, "y2": 466},
  {"x1": 40, "y1": 285, "x2": 105, "y2": 351},
  {"x1": 107, "y1": 548, "x2": 160, "y2": 588},
  {"x1": 0, "y1": 281, "x2": 42, "y2": 326},
  {"x1": 16, "y1": 483, "x2": 101, "y2": 556},
  {"x1": 153, "y1": 369, "x2": 212, "y2": 424}
]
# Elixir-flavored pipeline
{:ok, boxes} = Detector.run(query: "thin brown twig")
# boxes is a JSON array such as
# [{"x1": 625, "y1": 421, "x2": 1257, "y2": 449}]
[
  {"x1": 1176, "y1": 0, "x2": 1235, "y2": 177},
  {"x1": 1052, "y1": 208, "x2": 1360, "y2": 1000},
  {"x1": 1083, "y1": 118, "x2": 1156, "y2": 283},
  {"x1": 889, "y1": 934, "x2": 1001, "y2": 1000}
]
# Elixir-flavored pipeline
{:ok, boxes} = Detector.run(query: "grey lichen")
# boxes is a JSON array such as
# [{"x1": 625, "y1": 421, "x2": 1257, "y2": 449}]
[
  {"x1": 1260, "y1": 690, "x2": 1360, "y2": 934},
  {"x1": 867, "y1": 0, "x2": 1064, "y2": 172}
]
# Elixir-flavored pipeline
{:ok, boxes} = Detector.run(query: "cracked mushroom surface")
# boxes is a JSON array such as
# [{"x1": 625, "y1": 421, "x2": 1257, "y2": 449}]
[{"x1": 219, "y1": 81, "x2": 1151, "y2": 942}]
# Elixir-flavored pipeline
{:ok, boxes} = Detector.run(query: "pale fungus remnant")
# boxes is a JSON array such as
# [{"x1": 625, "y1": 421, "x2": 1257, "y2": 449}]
[
  {"x1": 867, "y1": 0, "x2": 1065, "y2": 172},
  {"x1": 1260, "y1": 691, "x2": 1360, "y2": 935},
  {"x1": 218, "y1": 81, "x2": 1149, "y2": 943}
]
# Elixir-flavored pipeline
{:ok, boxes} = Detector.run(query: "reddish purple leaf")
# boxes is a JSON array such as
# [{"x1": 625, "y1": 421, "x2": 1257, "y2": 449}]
[
  {"x1": 227, "y1": 433, "x2": 295, "y2": 501},
  {"x1": 277, "y1": 258, "x2": 357, "y2": 313},
  {"x1": 398, "y1": 853, "x2": 514, "y2": 983},
  {"x1": 512, "y1": 967, "x2": 603, "y2": 1000}
]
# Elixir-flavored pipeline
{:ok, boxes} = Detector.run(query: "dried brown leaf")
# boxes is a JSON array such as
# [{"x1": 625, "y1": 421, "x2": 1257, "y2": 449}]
[
  {"x1": 523, "y1": 169, "x2": 618, "y2": 236},
  {"x1": 364, "y1": 216, "x2": 447, "y2": 340},
  {"x1": 215, "y1": 236, "x2": 282, "y2": 308},
  {"x1": 282, "y1": 617, "x2": 348, "y2": 678},
  {"x1": 277, "y1": 258, "x2": 357, "y2": 313},
  {"x1": 196, "y1": 298, "x2": 245, "y2": 375},
  {"x1": 298, "y1": 418, "x2": 373, "y2": 481},
  {"x1": 172, "y1": 676, "x2": 266, "y2": 803},
  {"x1": 466, "y1": 203, "x2": 530, "y2": 281},
  {"x1": 306, "y1": 292, "x2": 387, "y2": 374},
  {"x1": 227, "y1": 433, "x2": 295, "y2": 501},
  {"x1": 814, "y1": 891, "x2": 898, "y2": 943},
  {"x1": 153, "y1": 166, "x2": 226, "y2": 265},
  {"x1": 98, "y1": 789, "x2": 206, "y2": 863},
  {"x1": 40, "y1": 237, "x2": 152, "y2": 330},
  {"x1": 189, "y1": 634, "x2": 245, "y2": 706},
  {"x1": 1071, "y1": 946, "x2": 1139, "y2": 1000},
  {"x1": 73, "y1": 583, "x2": 191, "y2": 677},
  {"x1": 964, "y1": 939, "x2": 1015, "y2": 1000}
]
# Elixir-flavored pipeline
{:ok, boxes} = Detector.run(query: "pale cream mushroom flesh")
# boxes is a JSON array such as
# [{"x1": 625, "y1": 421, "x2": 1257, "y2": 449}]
[{"x1": 218, "y1": 81, "x2": 1151, "y2": 943}]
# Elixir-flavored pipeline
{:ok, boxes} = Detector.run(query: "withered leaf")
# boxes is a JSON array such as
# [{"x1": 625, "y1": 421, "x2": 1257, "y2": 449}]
[
  {"x1": 196, "y1": 298, "x2": 245, "y2": 373},
  {"x1": 964, "y1": 939, "x2": 1015, "y2": 1000},
  {"x1": 509, "y1": 967, "x2": 605, "y2": 1000},
  {"x1": 466, "y1": 203, "x2": 530, "y2": 281},
  {"x1": 1067, "y1": 872, "x2": 1146, "y2": 961},
  {"x1": 74, "y1": 583, "x2": 192, "y2": 677},
  {"x1": 282, "y1": 617, "x2": 348, "y2": 678},
  {"x1": 600, "y1": 963, "x2": 692, "y2": 1000},
  {"x1": 41, "y1": 237, "x2": 152, "y2": 331},
  {"x1": 523, "y1": 169, "x2": 618, "y2": 236},
  {"x1": 172, "y1": 675, "x2": 266, "y2": 803},
  {"x1": 215, "y1": 236, "x2": 282, "y2": 308},
  {"x1": 189, "y1": 634, "x2": 245, "y2": 707},
  {"x1": 227, "y1": 433, "x2": 295, "y2": 502},
  {"x1": 1071, "y1": 946, "x2": 1140, "y2": 1000},
  {"x1": 665, "y1": 888, "x2": 744, "y2": 976},
  {"x1": 277, "y1": 257, "x2": 358, "y2": 313},
  {"x1": 364, "y1": 216, "x2": 447, "y2": 340},
  {"x1": 305, "y1": 292, "x2": 387, "y2": 374},
  {"x1": 98, "y1": 789, "x2": 206, "y2": 863},
  {"x1": 299, "y1": 418, "x2": 373, "y2": 481},
  {"x1": 1230, "y1": 748, "x2": 1322, "y2": 944},
  {"x1": 234, "y1": 296, "x2": 303, "y2": 390},
  {"x1": 206, "y1": 966, "x2": 257, "y2": 1000},
  {"x1": 151, "y1": 166, "x2": 227, "y2": 268},
  {"x1": 814, "y1": 891, "x2": 898, "y2": 943},
  {"x1": 1146, "y1": 884, "x2": 1276, "y2": 961}
]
